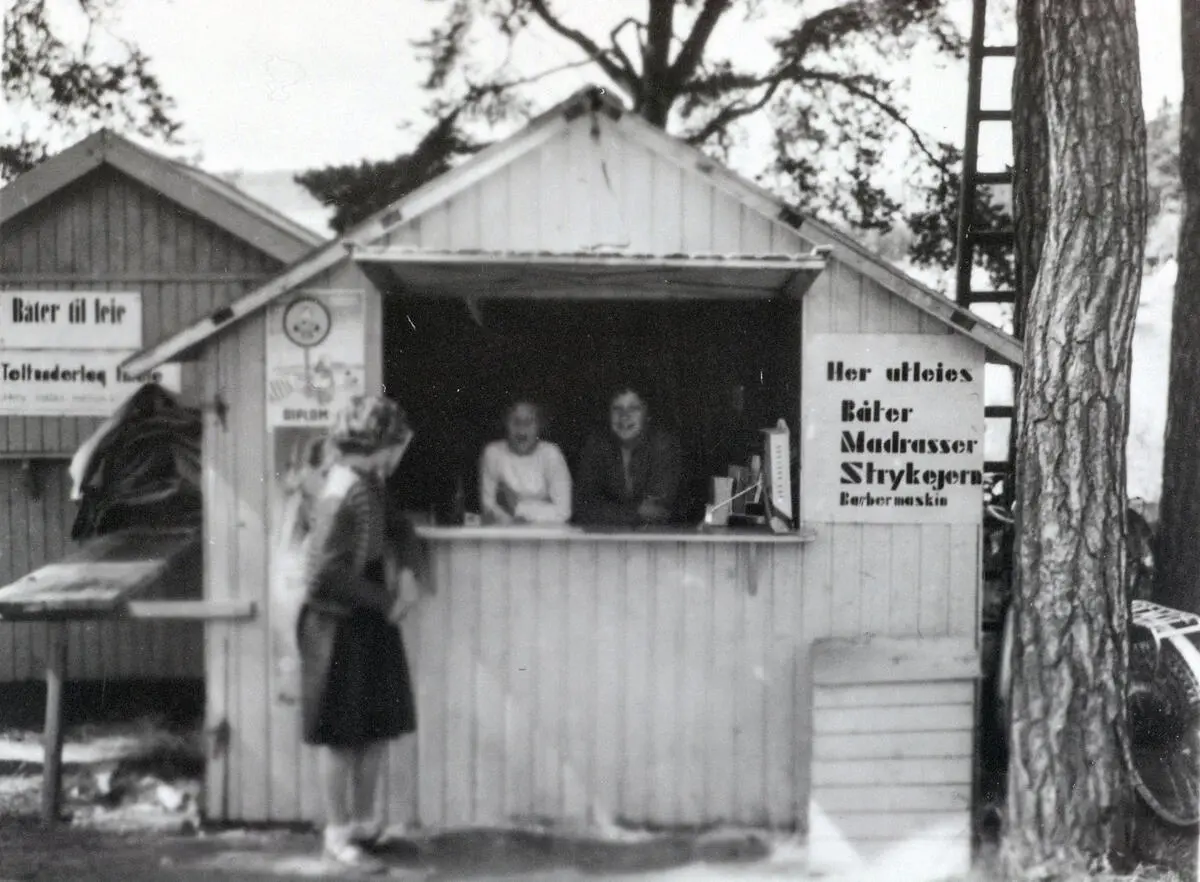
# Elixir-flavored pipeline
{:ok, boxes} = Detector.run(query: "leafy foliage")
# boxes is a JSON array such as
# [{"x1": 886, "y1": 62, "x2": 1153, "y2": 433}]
[
  {"x1": 905, "y1": 142, "x2": 1015, "y2": 292},
  {"x1": 1147, "y1": 99, "x2": 1181, "y2": 220},
  {"x1": 2, "y1": 0, "x2": 181, "y2": 182},
  {"x1": 1143, "y1": 101, "x2": 1183, "y2": 266},
  {"x1": 298, "y1": 0, "x2": 970, "y2": 266},
  {"x1": 294, "y1": 108, "x2": 483, "y2": 234}
]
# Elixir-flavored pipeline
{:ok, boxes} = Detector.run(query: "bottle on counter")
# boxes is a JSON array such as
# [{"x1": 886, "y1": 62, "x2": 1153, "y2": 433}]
[{"x1": 450, "y1": 476, "x2": 466, "y2": 526}]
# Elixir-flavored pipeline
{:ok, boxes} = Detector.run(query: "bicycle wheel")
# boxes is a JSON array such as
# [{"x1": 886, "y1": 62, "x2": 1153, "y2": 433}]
[{"x1": 1128, "y1": 623, "x2": 1200, "y2": 827}]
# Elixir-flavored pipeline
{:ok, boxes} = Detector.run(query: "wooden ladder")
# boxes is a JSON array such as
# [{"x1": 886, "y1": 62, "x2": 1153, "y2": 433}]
[{"x1": 953, "y1": 0, "x2": 1017, "y2": 499}]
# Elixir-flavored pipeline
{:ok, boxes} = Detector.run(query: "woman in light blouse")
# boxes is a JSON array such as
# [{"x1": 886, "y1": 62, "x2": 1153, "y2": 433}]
[{"x1": 479, "y1": 398, "x2": 572, "y2": 524}]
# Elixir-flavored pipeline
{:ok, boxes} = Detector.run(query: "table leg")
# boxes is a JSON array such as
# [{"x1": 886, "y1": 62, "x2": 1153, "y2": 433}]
[{"x1": 41, "y1": 623, "x2": 68, "y2": 824}]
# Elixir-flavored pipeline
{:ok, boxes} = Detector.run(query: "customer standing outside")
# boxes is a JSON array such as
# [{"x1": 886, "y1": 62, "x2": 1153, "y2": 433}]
[{"x1": 296, "y1": 395, "x2": 423, "y2": 873}]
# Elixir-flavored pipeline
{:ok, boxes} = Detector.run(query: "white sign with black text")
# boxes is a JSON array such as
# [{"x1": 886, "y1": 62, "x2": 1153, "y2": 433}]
[
  {"x1": 0, "y1": 351, "x2": 182, "y2": 417},
  {"x1": 802, "y1": 333, "x2": 986, "y2": 524},
  {"x1": 0, "y1": 292, "x2": 143, "y2": 349},
  {"x1": 0, "y1": 290, "x2": 179, "y2": 416}
]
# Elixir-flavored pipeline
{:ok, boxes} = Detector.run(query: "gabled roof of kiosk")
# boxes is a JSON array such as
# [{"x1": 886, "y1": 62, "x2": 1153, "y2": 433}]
[
  {"x1": 1, "y1": 130, "x2": 324, "y2": 263},
  {"x1": 120, "y1": 86, "x2": 1022, "y2": 376}
]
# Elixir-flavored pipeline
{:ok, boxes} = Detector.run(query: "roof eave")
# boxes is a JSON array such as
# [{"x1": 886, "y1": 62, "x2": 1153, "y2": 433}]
[
  {"x1": 119, "y1": 84, "x2": 1023, "y2": 373},
  {"x1": 1, "y1": 130, "x2": 320, "y2": 265},
  {"x1": 0, "y1": 131, "x2": 109, "y2": 224},
  {"x1": 120, "y1": 91, "x2": 603, "y2": 376}
]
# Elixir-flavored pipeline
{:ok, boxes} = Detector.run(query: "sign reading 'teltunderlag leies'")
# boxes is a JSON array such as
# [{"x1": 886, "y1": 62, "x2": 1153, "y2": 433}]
[
  {"x1": 802, "y1": 333, "x2": 986, "y2": 524},
  {"x1": 0, "y1": 291, "x2": 183, "y2": 417}
]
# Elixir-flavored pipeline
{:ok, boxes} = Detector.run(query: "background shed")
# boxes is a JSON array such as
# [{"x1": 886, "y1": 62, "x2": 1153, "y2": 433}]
[{"x1": 0, "y1": 131, "x2": 322, "y2": 683}]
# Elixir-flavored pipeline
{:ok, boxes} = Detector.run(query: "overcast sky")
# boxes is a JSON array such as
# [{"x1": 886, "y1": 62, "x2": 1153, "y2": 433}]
[{"x1": 36, "y1": 0, "x2": 1181, "y2": 176}]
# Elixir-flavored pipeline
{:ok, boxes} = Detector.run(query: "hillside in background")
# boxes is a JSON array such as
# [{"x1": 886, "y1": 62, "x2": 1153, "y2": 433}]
[{"x1": 213, "y1": 170, "x2": 335, "y2": 239}]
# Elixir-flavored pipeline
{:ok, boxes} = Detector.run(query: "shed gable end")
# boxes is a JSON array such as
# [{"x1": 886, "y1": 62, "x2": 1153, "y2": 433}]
[
  {"x1": 376, "y1": 118, "x2": 816, "y2": 257},
  {"x1": 2, "y1": 166, "x2": 285, "y2": 280}
]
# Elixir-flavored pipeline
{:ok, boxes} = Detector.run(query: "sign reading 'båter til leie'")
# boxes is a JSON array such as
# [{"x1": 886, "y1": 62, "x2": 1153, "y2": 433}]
[
  {"x1": 0, "y1": 292, "x2": 182, "y2": 417},
  {"x1": 0, "y1": 292, "x2": 143, "y2": 349},
  {"x1": 802, "y1": 333, "x2": 986, "y2": 524}
]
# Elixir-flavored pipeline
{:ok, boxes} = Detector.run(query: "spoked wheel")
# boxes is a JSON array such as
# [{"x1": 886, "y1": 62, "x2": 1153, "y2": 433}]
[{"x1": 1128, "y1": 609, "x2": 1200, "y2": 827}]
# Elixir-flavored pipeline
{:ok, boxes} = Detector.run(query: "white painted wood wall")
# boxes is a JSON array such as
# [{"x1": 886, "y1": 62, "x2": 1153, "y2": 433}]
[
  {"x1": 808, "y1": 637, "x2": 978, "y2": 876},
  {"x1": 200, "y1": 108, "x2": 981, "y2": 830}
]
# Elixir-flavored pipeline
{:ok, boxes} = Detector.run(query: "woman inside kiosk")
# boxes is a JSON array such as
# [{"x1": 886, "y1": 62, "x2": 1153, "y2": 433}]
[
  {"x1": 479, "y1": 397, "x2": 573, "y2": 525},
  {"x1": 573, "y1": 383, "x2": 684, "y2": 527}
]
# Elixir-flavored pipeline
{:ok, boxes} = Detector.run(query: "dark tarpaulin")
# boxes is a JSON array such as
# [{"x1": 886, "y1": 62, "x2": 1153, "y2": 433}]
[{"x1": 69, "y1": 383, "x2": 202, "y2": 541}]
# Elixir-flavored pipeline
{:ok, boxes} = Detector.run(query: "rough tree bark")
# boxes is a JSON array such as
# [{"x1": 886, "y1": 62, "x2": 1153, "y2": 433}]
[
  {"x1": 1003, "y1": 0, "x2": 1146, "y2": 876},
  {"x1": 1010, "y1": 0, "x2": 1049, "y2": 344},
  {"x1": 1003, "y1": 0, "x2": 1049, "y2": 514},
  {"x1": 1154, "y1": 0, "x2": 1200, "y2": 615}
]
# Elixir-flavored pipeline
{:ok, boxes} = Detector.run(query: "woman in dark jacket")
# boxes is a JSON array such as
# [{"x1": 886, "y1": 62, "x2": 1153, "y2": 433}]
[
  {"x1": 574, "y1": 383, "x2": 683, "y2": 527},
  {"x1": 297, "y1": 395, "x2": 423, "y2": 872}
]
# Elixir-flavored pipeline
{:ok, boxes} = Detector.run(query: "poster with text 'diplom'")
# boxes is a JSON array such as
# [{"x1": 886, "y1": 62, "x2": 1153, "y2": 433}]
[
  {"x1": 266, "y1": 290, "x2": 366, "y2": 428},
  {"x1": 802, "y1": 333, "x2": 986, "y2": 524}
]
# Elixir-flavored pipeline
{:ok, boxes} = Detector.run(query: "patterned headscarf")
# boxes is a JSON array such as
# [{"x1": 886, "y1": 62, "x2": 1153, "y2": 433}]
[{"x1": 329, "y1": 395, "x2": 412, "y2": 454}]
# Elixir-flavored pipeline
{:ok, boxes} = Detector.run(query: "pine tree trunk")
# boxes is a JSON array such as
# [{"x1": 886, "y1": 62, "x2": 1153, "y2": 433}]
[
  {"x1": 1003, "y1": 0, "x2": 1147, "y2": 875},
  {"x1": 1011, "y1": 0, "x2": 1048, "y2": 344},
  {"x1": 1154, "y1": 0, "x2": 1200, "y2": 615},
  {"x1": 1006, "y1": 0, "x2": 1050, "y2": 512}
]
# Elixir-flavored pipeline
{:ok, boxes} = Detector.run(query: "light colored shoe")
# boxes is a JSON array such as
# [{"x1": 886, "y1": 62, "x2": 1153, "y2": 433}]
[{"x1": 323, "y1": 825, "x2": 386, "y2": 874}]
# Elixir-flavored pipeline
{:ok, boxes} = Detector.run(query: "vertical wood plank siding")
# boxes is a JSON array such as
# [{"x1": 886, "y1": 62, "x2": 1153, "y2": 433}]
[
  {"x1": 202, "y1": 313, "x2": 271, "y2": 820},
  {"x1": 208, "y1": 117, "x2": 981, "y2": 827},
  {"x1": 0, "y1": 165, "x2": 285, "y2": 682},
  {"x1": 401, "y1": 540, "x2": 811, "y2": 828}
]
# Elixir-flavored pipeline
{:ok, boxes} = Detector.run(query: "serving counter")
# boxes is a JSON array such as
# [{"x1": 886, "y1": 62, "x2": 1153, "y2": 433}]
[
  {"x1": 415, "y1": 524, "x2": 818, "y2": 543},
  {"x1": 401, "y1": 522, "x2": 818, "y2": 830}
]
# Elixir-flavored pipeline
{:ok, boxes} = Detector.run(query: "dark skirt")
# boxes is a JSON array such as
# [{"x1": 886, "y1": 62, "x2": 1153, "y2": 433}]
[{"x1": 298, "y1": 604, "x2": 417, "y2": 747}]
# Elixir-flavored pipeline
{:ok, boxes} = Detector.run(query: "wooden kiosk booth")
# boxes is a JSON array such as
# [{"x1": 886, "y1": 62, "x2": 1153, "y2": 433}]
[{"x1": 122, "y1": 86, "x2": 1022, "y2": 875}]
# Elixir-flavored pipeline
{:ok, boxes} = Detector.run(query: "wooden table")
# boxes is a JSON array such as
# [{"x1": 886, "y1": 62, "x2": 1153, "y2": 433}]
[{"x1": 0, "y1": 527, "x2": 255, "y2": 823}]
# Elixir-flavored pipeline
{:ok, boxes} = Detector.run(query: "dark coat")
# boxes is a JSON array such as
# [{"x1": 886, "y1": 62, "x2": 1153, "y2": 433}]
[
  {"x1": 573, "y1": 427, "x2": 683, "y2": 527},
  {"x1": 296, "y1": 468, "x2": 418, "y2": 746}
]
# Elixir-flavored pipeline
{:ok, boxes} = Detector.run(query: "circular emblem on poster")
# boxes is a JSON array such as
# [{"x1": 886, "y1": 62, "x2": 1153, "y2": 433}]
[{"x1": 282, "y1": 297, "x2": 331, "y2": 348}]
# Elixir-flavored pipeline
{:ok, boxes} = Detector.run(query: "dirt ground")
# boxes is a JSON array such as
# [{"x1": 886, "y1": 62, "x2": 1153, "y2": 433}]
[
  {"x1": 0, "y1": 682, "x2": 1193, "y2": 882},
  {"x1": 0, "y1": 683, "x2": 795, "y2": 880},
  {"x1": 0, "y1": 820, "x2": 800, "y2": 881}
]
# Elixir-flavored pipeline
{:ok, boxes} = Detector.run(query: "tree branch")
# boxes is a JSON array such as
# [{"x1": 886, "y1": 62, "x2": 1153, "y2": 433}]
[
  {"x1": 802, "y1": 69, "x2": 950, "y2": 173},
  {"x1": 675, "y1": 2, "x2": 870, "y2": 114},
  {"x1": 643, "y1": 0, "x2": 676, "y2": 82},
  {"x1": 526, "y1": 0, "x2": 639, "y2": 94},
  {"x1": 775, "y1": 1, "x2": 869, "y2": 62},
  {"x1": 608, "y1": 16, "x2": 643, "y2": 84},
  {"x1": 683, "y1": 72, "x2": 790, "y2": 145},
  {"x1": 668, "y1": 0, "x2": 729, "y2": 89},
  {"x1": 482, "y1": 56, "x2": 604, "y2": 94}
]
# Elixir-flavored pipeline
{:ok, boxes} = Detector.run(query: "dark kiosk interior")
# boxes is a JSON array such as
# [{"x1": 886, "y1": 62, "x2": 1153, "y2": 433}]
[{"x1": 380, "y1": 293, "x2": 802, "y2": 525}]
